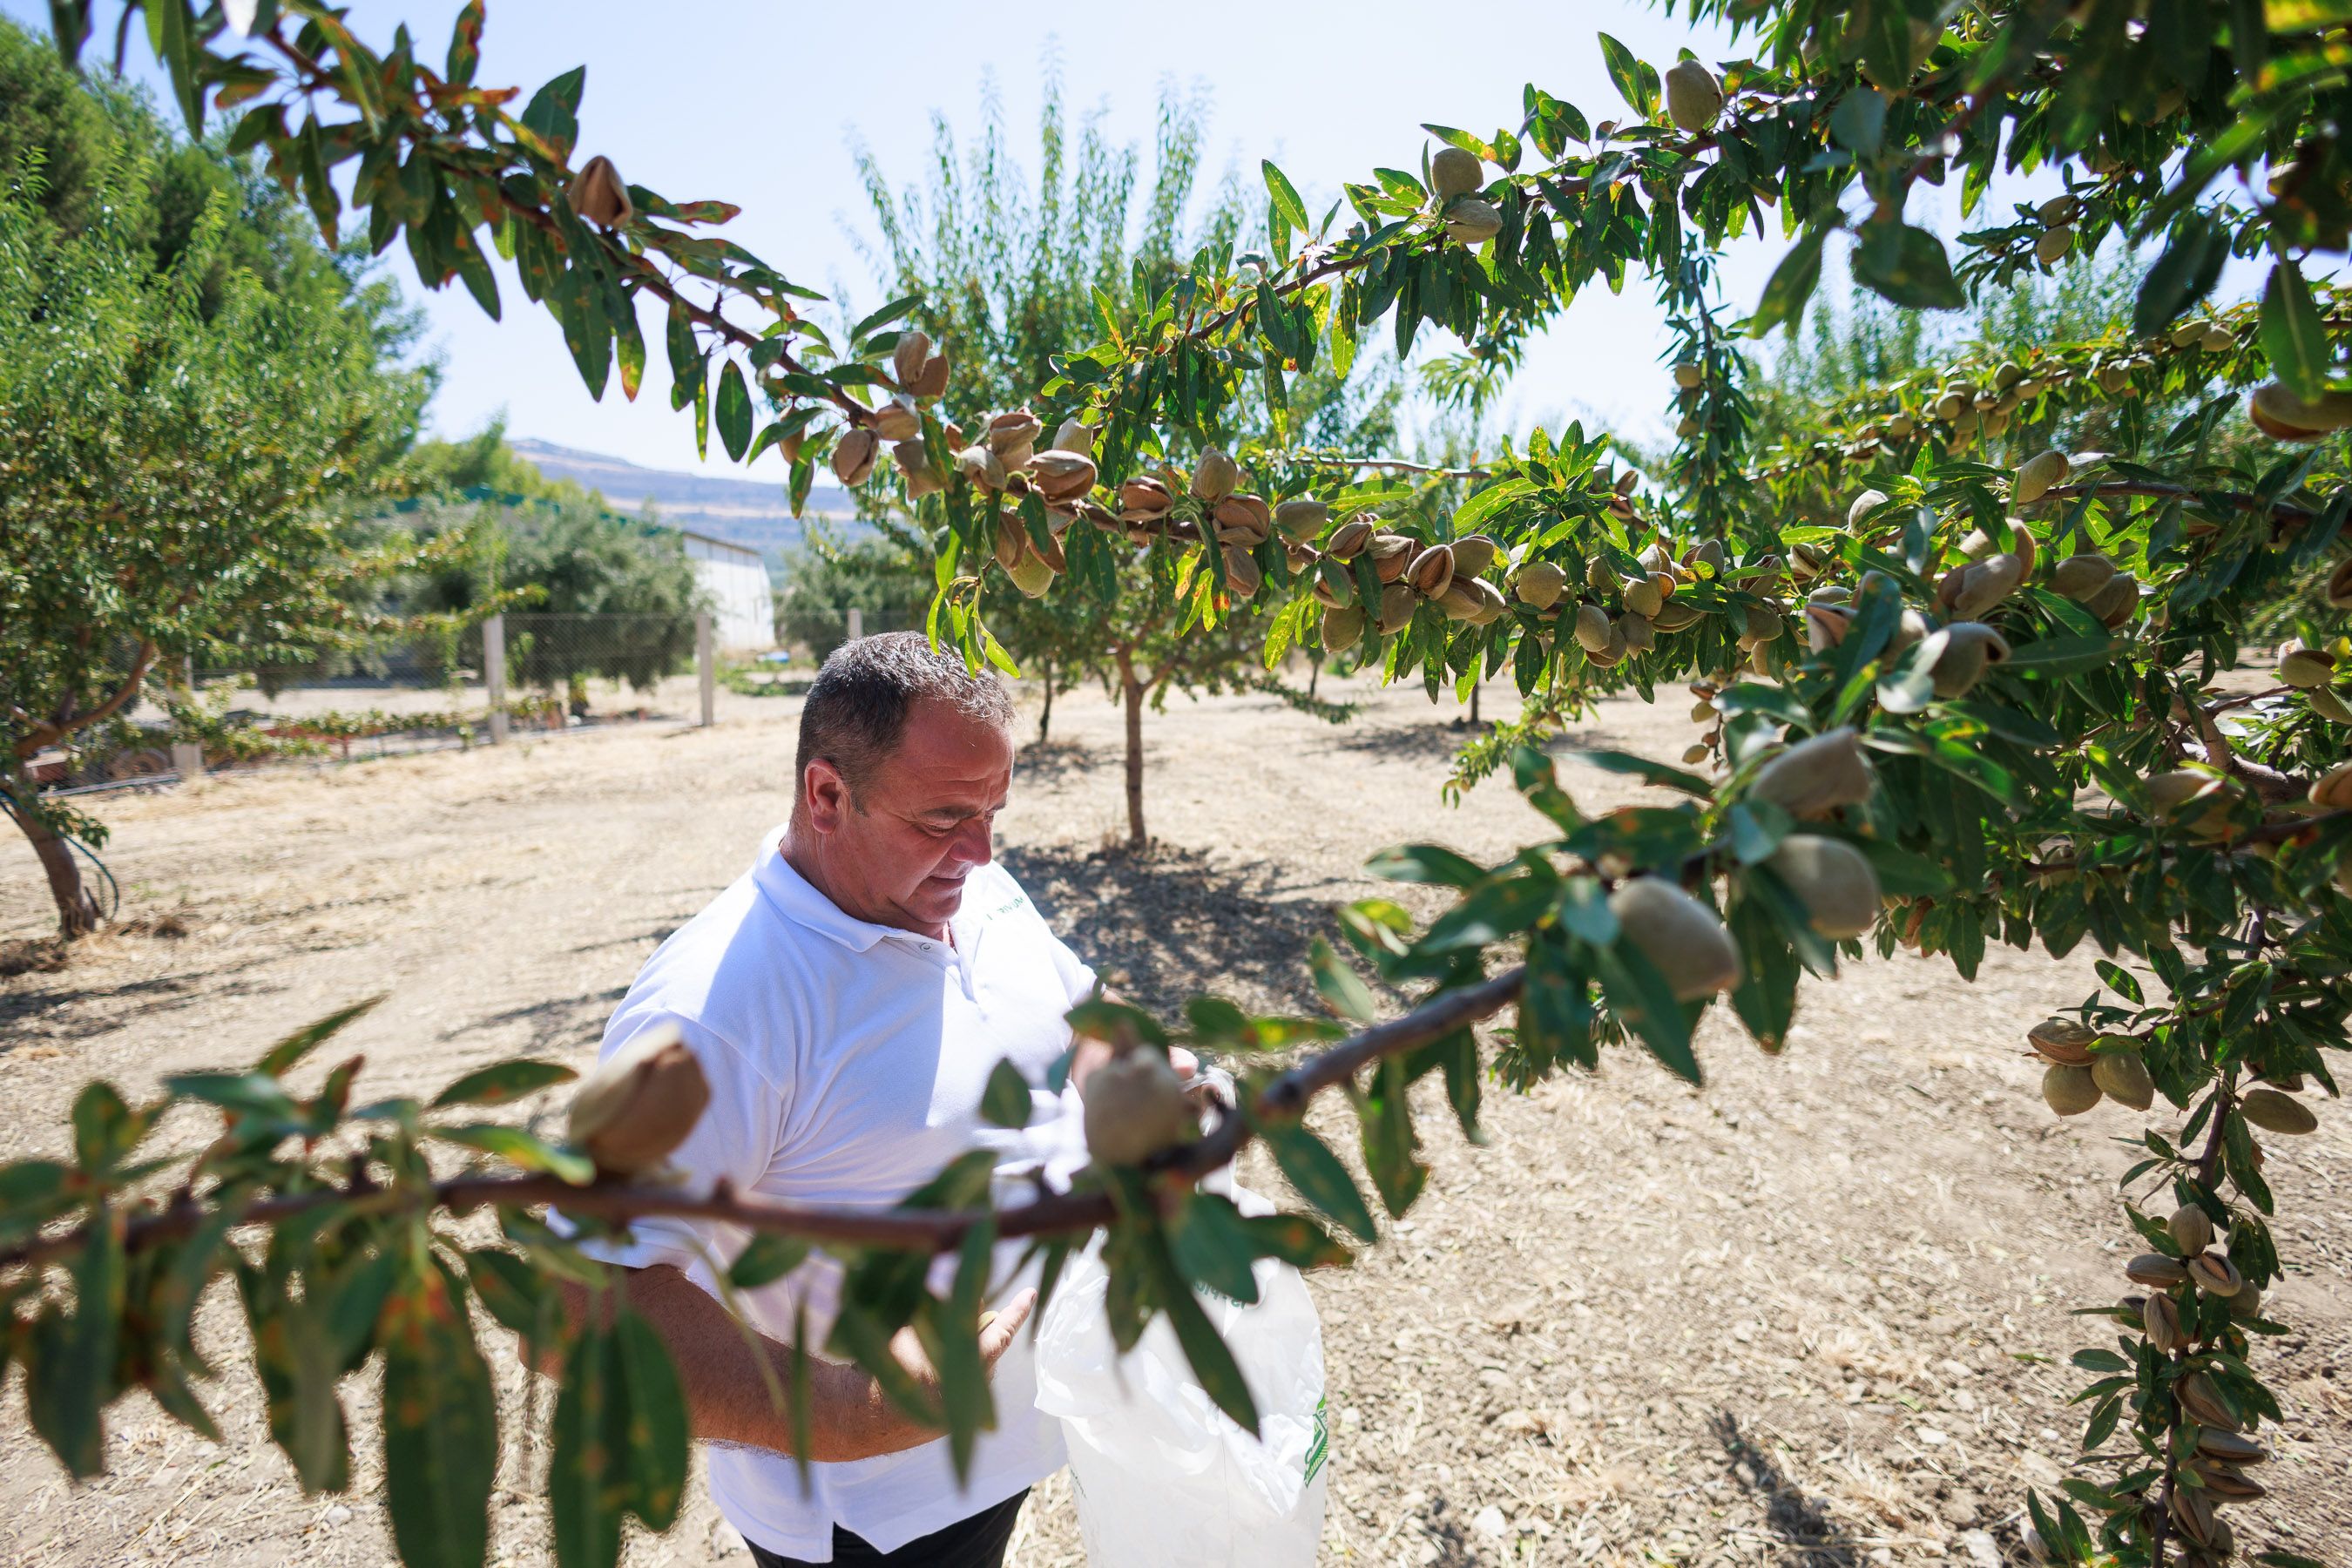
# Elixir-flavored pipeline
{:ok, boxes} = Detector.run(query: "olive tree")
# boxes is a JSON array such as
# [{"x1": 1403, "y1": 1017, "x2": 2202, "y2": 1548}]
[{"x1": 10, "y1": 4, "x2": 2352, "y2": 1566}]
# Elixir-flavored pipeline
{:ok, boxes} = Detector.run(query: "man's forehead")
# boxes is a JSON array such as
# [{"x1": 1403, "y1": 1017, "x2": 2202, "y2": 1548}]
[{"x1": 880, "y1": 698, "x2": 1014, "y2": 795}]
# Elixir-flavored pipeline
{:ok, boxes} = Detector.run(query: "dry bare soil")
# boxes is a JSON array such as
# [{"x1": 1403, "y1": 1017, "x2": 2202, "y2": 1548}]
[{"x1": 2, "y1": 677, "x2": 2347, "y2": 1567}]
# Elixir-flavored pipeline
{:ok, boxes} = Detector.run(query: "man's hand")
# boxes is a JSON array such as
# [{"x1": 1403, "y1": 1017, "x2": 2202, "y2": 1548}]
[
  {"x1": 880, "y1": 1288, "x2": 1037, "y2": 1432},
  {"x1": 1071, "y1": 1037, "x2": 1197, "y2": 1096}
]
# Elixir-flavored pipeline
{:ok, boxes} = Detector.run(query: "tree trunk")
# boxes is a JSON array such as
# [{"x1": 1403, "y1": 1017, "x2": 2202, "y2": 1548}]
[
  {"x1": 1308, "y1": 653, "x2": 1320, "y2": 702},
  {"x1": 1470, "y1": 682, "x2": 1480, "y2": 727},
  {"x1": 7, "y1": 774, "x2": 99, "y2": 937},
  {"x1": 1037, "y1": 654, "x2": 1055, "y2": 746},
  {"x1": 1115, "y1": 647, "x2": 1146, "y2": 848}
]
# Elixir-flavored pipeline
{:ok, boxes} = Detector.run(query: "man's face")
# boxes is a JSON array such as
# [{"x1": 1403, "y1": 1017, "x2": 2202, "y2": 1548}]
[{"x1": 801, "y1": 697, "x2": 1014, "y2": 935}]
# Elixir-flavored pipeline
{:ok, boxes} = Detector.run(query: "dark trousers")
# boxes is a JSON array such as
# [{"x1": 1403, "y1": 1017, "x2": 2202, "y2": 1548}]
[{"x1": 746, "y1": 1489, "x2": 1030, "y2": 1568}]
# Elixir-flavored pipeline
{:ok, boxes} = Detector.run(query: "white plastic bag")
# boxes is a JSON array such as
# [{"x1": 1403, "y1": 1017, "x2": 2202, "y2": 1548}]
[{"x1": 1031, "y1": 1179, "x2": 1330, "y2": 1567}]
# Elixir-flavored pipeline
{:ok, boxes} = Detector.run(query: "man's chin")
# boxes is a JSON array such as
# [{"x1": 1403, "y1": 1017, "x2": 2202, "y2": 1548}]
[{"x1": 913, "y1": 875, "x2": 969, "y2": 919}]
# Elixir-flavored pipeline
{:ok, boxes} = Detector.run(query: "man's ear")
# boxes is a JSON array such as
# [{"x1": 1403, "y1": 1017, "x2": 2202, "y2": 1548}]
[{"x1": 803, "y1": 758, "x2": 853, "y2": 835}]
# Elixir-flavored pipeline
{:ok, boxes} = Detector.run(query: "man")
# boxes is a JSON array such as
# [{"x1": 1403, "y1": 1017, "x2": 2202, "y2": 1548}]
[{"x1": 572, "y1": 632, "x2": 1159, "y2": 1565}]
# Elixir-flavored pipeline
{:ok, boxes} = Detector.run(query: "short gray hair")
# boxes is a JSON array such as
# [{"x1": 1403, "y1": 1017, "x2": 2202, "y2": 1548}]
[{"x1": 794, "y1": 632, "x2": 1014, "y2": 803}]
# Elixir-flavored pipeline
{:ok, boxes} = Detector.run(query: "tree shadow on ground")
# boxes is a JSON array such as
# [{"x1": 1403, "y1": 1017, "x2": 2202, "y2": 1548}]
[
  {"x1": 566, "y1": 924, "x2": 681, "y2": 956},
  {"x1": 1310, "y1": 713, "x2": 1490, "y2": 767},
  {"x1": 1713, "y1": 1411, "x2": 1865, "y2": 1566},
  {"x1": 1308, "y1": 714, "x2": 1635, "y2": 770},
  {"x1": 1014, "y1": 737, "x2": 1105, "y2": 790},
  {"x1": 0, "y1": 962, "x2": 288, "y2": 1040},
  {"x1": 998, "y1": 841, "x2": 1333, "y2": 1017},
  {"x1": 440, "y1": 983, "x2": 631, "y2": 1054}
]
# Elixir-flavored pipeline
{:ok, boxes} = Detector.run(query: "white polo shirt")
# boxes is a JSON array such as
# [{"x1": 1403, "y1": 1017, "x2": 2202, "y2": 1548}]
[{"x1": 578, "y1": 827, "x2": 1093, "y2": 1562}]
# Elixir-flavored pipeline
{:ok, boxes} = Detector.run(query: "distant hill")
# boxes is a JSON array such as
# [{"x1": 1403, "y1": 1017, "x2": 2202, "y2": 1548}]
[{"x1": 510, "y1": 438, "x2": 864, "y2": 564}]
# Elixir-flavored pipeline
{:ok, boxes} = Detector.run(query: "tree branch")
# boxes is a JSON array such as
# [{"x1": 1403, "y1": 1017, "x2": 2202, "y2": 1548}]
[
  {"x1": 14, "y1": 641, "x2": 157, "y2": 760},
  {"x1": 0, "y1": 968, "x2": 1527, "y2": 1276}
]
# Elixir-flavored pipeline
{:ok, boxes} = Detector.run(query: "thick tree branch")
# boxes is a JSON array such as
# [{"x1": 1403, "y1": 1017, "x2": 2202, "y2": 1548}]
[{"x1": 0, "y1": 968, "x2": 1527, "y2": 1276}]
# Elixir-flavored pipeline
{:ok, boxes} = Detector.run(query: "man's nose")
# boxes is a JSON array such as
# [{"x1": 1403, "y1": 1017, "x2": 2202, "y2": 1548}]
[{"x1": 949, "y1": 815, "x2": 993, "y2": 868}]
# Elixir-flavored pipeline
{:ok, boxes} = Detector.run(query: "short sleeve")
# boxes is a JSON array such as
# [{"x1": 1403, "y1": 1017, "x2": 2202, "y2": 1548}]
[
  {"x1": 1043, "y1": 926, "x2": 1098, "y2": 1010},
  {"x1": 567, "y1": 1011, "x2": 781, "y2": 1277}
]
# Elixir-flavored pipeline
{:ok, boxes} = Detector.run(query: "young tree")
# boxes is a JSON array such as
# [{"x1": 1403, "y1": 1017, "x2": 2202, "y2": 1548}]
[
  {"x1": 772, "y1": 528, "x2": 934, "y2": 664},
  {"x1": 17, "y1": 9, "x2": 2352, "y2": 1568}
]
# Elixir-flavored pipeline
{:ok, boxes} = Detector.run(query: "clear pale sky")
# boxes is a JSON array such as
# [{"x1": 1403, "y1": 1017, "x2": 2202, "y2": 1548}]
[{"x1": 12, "y1": 0, "x2": 2206, "y2": 477}]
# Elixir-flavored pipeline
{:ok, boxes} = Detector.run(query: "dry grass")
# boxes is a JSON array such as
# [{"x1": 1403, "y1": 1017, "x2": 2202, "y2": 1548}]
[{"x1": 1, "y1": 675, "x2": 2346, "y2": 1567}]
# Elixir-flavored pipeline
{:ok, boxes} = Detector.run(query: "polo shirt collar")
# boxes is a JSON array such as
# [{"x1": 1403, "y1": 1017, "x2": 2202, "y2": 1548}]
[{"x1": 752, "y1": 828, "x2": 973, "y2": 960}]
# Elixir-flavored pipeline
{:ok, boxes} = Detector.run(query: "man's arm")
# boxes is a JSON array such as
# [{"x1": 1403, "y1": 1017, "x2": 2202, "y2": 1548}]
[{"x1": 555, "y1": 1267, "x2": 1036, "y2": 1463}]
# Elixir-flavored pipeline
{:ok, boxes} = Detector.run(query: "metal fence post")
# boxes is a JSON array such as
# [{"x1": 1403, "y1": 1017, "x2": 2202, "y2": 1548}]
[
  {"x1": 847, "y1": 606, "x2": 863, "y2": 643},
  {"x1": 697, "y1": 612, "x2": 716, "y2": 727},
  {"x1": 483, "y1": 612, "x2": 510, "y2": 745}
]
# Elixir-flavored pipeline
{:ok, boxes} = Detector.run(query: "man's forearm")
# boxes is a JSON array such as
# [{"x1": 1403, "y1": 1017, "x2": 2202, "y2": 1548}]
[{"x1": 558, "y1": 1267, "x2": 933, "y2": 1463}]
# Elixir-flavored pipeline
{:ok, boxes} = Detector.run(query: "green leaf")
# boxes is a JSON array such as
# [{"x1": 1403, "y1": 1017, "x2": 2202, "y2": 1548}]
[
  {"x1": 381, "y1": 1252, "x2": 497, "y2": 1568},
  {"x1": 163, "y1": 1071, "x2": 302, "y2": 1124},
  {"x1": 465, "y1": 1249, "x2": 552, "y2": 1344},
  {"x1": 716, "y1": 360, "x2": 754, "y2": 462},
  {"x1": 70, "y1": 1081, "x2": 145, "y2": 1174},
  {"x1": 850, "y1": 293, "x2": 922, "y2": 341},
  {"x1": 979, "y1": 1058, "x2": 1033, "y2": 1129},
  {"x1": 1596, "y1": 32, "x2": 1657, "y2": 117},
  {"x1": 1356, "y1": 1057, "x2": 1427, "y2": 1218},
  {"x1": 520, "y1": 66, "x2": 585, "y2": 163},
  {"x1": 429, "y1": 1125, "x2": 596, "y2": 1185},
  {"x1": 1066, "y1": 997, "x2": 1170, "y2": 1049},
  {"x1": 1364, "y1": 842, "x2": 1490, "y2": 888},
  {"x1": 1310, "y1": 938, "x2": 1378, "y2": 1024},
  {"x1": 255, "y1": 997, "x2": 385, "y2": 1077},
  {"x1": 613, "y1": 1313, "x2": 690, "y2": 1529},
  {"x1": 24, "y1": 1208, "x2": 125, "y2": 1478},
  {"x1": 1750, "y1": 226, "x2": 1828, "y2": 336},
  {"x1": 2261, "y1": 256, "x2": 2330, "y2": 397},
  {"x1": 1727, "y1": 894, "x2": 1799, "y2": 1052},
  {"x1": 1261, "y1": 161, "x2": 1308, "y2": 235},
  {"x1": 550, "y1": 1328, "x2": 626, "y2": 1568},
  {"x1": 614, "y1": 305, "x2": 644, "y2": 401},
  {"x1": 1852, "y1": 839, "x2": 1953, "y2": 898},
  {"x1": 1417, "y1": 872, "x2": 1556, "y2": 952},
  {"x1": 1853, "y1": 223, "x2": 1966, "y2": 311},
  {"x1": 240, "y1": 1250, "x2": 352, "y2": 1495},
  {"x1": 2133, "y1": 214, "x2": 2230, "y2": 336},
  {"x1": 1240, "y1": 1212, "x2": 1354, "y2": 1271},
  {"x1": 1145, "y1": 1230, "x2": 1261, "y2": 1436},
  {"x1": 1828, "y1": 88, "x2": 1887, "y2": 156},
  {"x1": 1592, "y1": 941, "x2": 1701, "y2": 1084},
  {"x1": 729, "y1": 1233, "x2": 812, "y2": 1291},
  {"x1": 1170, "y1": 1191, "x2": 1265, "y2": 1304},
  {"x1": 430, "y1": 1058, "x2": 577, "y2": 1110},
  {"x1": 1572, "y1": 749, "x2": 1714, "y2": 795},
  {"x1": 1258, "y1": 1120, "x2": 1379, "y2": 1243},
  {"x1": 2003, "y1": 633, "x2": 2119, "y2": 675}
]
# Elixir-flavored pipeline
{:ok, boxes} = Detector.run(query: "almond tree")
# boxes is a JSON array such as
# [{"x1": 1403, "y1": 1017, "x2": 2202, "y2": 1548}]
[{"x1": 10, "y1": 4, "x2": 2352, "y2": 1565}]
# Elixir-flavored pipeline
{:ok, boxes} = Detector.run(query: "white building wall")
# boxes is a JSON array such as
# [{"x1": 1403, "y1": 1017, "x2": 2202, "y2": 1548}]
[{"x1": 681, "y1": 531, "x2": 776, "y2": 652}]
